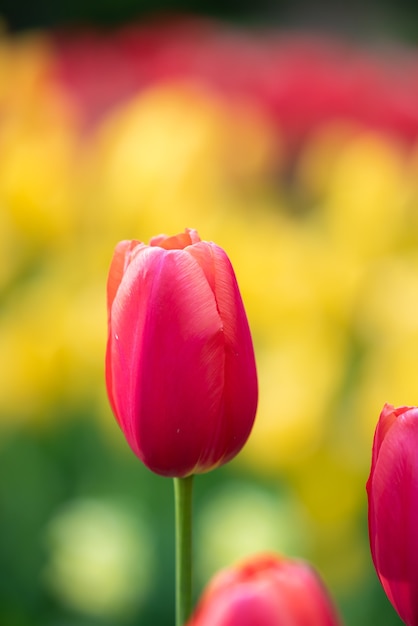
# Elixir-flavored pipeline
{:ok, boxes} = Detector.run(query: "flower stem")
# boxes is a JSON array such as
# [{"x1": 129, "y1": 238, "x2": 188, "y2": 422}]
[{"x1": 174, "y1": 475, "x2": 194, "y2": 626}]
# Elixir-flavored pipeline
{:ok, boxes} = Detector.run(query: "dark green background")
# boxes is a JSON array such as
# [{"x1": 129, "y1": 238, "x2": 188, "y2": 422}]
[{"x1": 1, "y1": 0, "x2": 418, "y2": 43}]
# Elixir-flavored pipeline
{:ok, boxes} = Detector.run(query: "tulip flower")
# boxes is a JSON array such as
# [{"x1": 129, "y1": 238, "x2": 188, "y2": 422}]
[
  {"x1": 367, "y1": 403, "x2": 418, "y2": 626},
  {"x1": 187, "y1": 553, "x2": 342, "y2": 626},
  {"x1": 105, "y1": 228, "x2": 258, "y2": 477}
]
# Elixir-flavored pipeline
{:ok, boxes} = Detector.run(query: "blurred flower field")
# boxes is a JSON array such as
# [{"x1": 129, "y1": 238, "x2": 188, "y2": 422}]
[{"x1": 1, "y1": 16, "x2": 418, "y2": 625}]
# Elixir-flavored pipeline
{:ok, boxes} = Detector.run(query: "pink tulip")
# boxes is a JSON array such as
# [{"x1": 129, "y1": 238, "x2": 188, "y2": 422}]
[
  {"x1": 187, "y1": 553, "x2": 342, "y2": 626},
  {"x1": 105, "y1": 228, "x2": 258, "y2": 477},
  {"x1": 367, "y1": 403, "x2": 418, "y2": 626}
]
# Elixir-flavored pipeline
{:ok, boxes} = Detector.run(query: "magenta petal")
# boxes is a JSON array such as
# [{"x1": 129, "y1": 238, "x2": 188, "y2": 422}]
[
  {"x1": 187, "y1": 554, "x2": 341, "y2": 626},
  {"x1": 186, "y1": 242, "x2": 258, "y2": 467},
  {"x1": 109, "y1": 247, "x2": 225, "y2": 475},
  {"x1": 105, "y1": 230, "x2": 258, "y2": 477},
  {"x1": 368, "y1": 407, "x2": 418, "y2": 625},
  {"x1": 105, "y1": 239, "x2": 142, "y2": 418},
  {"x1": 106, "y1": 239, "x2": 141, "y2": 313}
]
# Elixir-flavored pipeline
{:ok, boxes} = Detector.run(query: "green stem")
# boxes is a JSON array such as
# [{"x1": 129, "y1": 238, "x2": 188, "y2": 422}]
[{"x1": 173, "y1": 475, "x2": 194, "y2": 626}]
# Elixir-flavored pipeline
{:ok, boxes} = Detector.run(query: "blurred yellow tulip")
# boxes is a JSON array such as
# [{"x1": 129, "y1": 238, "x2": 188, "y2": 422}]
[{"x1": 84, "y1": 82, "x2": 279, "y2": 244}]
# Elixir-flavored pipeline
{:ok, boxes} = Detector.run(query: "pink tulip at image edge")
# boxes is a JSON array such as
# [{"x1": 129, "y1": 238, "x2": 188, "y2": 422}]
[{"x1": 367, "y1": 403, "x2": 418, "y2": 626}]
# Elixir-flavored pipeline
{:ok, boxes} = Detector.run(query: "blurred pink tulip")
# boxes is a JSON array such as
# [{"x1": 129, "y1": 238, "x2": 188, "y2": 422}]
[
  {"x1": 367, "y1": 403, "x2": 418, "y2": 626},
  {"x1": 105, "y1": 228, "x2": 257, "y2": 477},
  {"x1": 54, "y1": 20, "x2": 418, "y2": 145},
  {"x1": 187, "y1": 553, "x2": 342, "y2": 626}
]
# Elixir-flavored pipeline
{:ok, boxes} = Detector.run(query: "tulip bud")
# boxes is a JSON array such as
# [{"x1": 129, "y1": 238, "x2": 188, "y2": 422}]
[
  {"x1": 187, "y1": 553, "x2": 342, "y2": 626},
  {"x1": 367, "y1": 403, "x2": 418, "y2": 626},
  {"x1": 105, "y1": 228, "x2": 258, "y2": 477}
]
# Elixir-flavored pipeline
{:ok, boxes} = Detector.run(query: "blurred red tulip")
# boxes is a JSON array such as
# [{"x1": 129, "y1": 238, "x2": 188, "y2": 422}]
[
  {"x1": 53, "y1": 20, "x2": 418, "y2": 145},
  {"x1": 105, "y1": 228, "x2": 257, "y2": 477},
  {"x1": 367, "y1": 403, "x2": 418, "y2": 626},
  {"x1": 187, "y1": 554, "x2": 342, "y2": 626}
]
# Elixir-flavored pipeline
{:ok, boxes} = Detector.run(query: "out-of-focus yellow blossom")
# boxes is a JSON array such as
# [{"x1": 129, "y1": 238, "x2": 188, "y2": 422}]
[
  {"x1": 0, "y1": 31, "x2": 52, "y2": 102},
  {"x1": 240, "y1": 324, "x2": 347, "y2": 472},
  {"x1": 317, "y1": 130, "x2": 409, "y2": 259},
  {"x1": 284, "y1": 444, "x2": 369, "y2": 592},
  {"x1": 211, "y1": 208, "x2": 340, "y2": 339},
  {"x1": 0, "y1": 252, "x2": 106, "y2": 424},
  {"x1": 84, "y1": 82, "x2": 279, "y2": 244},
  {"x1": 216, "y1": 209, "x2": 349, "y2": 472},
  {"x1": 296, "y1": 121, "x2": 360, "y2": 204},
  {"x1": 0, "y1": 117, "x2": 78, "y2": 243},
  {"x1": 402, "y1": 143, "x2": 418, "y2": 248},
  {"x1": 43, "y1": 499, "x2": 155, "y2": 618},
  {"x1": 350, "y1": 253, "x2": 418, "y2": 445},
  {"x1": 0, "y1": 32, "x2": 79, "y2": 252},
  {"x1": 0, "y1": 206, "x2": 21, "y2": 292},
  {"x1": 0, "y1": 276, "x2": 69, "y2": 421},
  {"x1": 290, "y1": 447, "x2": 365, "y2": 531}
]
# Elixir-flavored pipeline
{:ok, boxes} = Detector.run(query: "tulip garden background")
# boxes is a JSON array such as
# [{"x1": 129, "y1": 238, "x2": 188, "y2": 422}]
[{"x1": 2, "y1": 0, "x2": 418, "y2": 624}]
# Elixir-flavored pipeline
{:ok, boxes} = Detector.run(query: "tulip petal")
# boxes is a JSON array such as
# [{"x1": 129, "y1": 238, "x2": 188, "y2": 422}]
[
  {"x1": 187, "y1": 554, "x2": 341, "y2": 626},
  {"x1": 108, "y1": 245, "x2": 227, "y2": 475},
  {"x1": 191, "y1": 585, "x2": 283, "y2": 626},
  {"x1": 187, "y1": 242, "x2": 258, "y2": 467},
  {"x1": 106, "y1": 239, "x2": 142, "y2": 417},
  {"x1": 106, "y1": 231, "x2": 258, "y2": 477},
  {"x1": 150, "y1": 228, "x2": 201, "y2": 250},
  {"x1": 368, "y1": 408, "x2": 418, "y2": 625},
  {"x1": 106, "y1": 245, "x2": 161, "y2": 434},
  {"x1": 370, "y1": 403, "x2": 407, "y2": 469},
  {"x1": 106, "y1": 239, "x2": 142, "y2": 313}
]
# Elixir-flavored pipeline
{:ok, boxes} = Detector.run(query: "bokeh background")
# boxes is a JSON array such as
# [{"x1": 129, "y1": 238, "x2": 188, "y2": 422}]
[{"x1": 1, "y1": 1, "x2": 418, "y2": 624}]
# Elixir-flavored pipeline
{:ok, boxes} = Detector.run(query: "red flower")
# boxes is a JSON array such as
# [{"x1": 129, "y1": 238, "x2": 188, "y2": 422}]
[
  {"x1": 105, "y1": 228, "x2": 258, "y2": 477},
  {"x1": 187, "y1": 553, "x2": 342, "y2": 626},
  {"x1": 367, "y1": 403, "x2": 418, "y2": 626}
]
